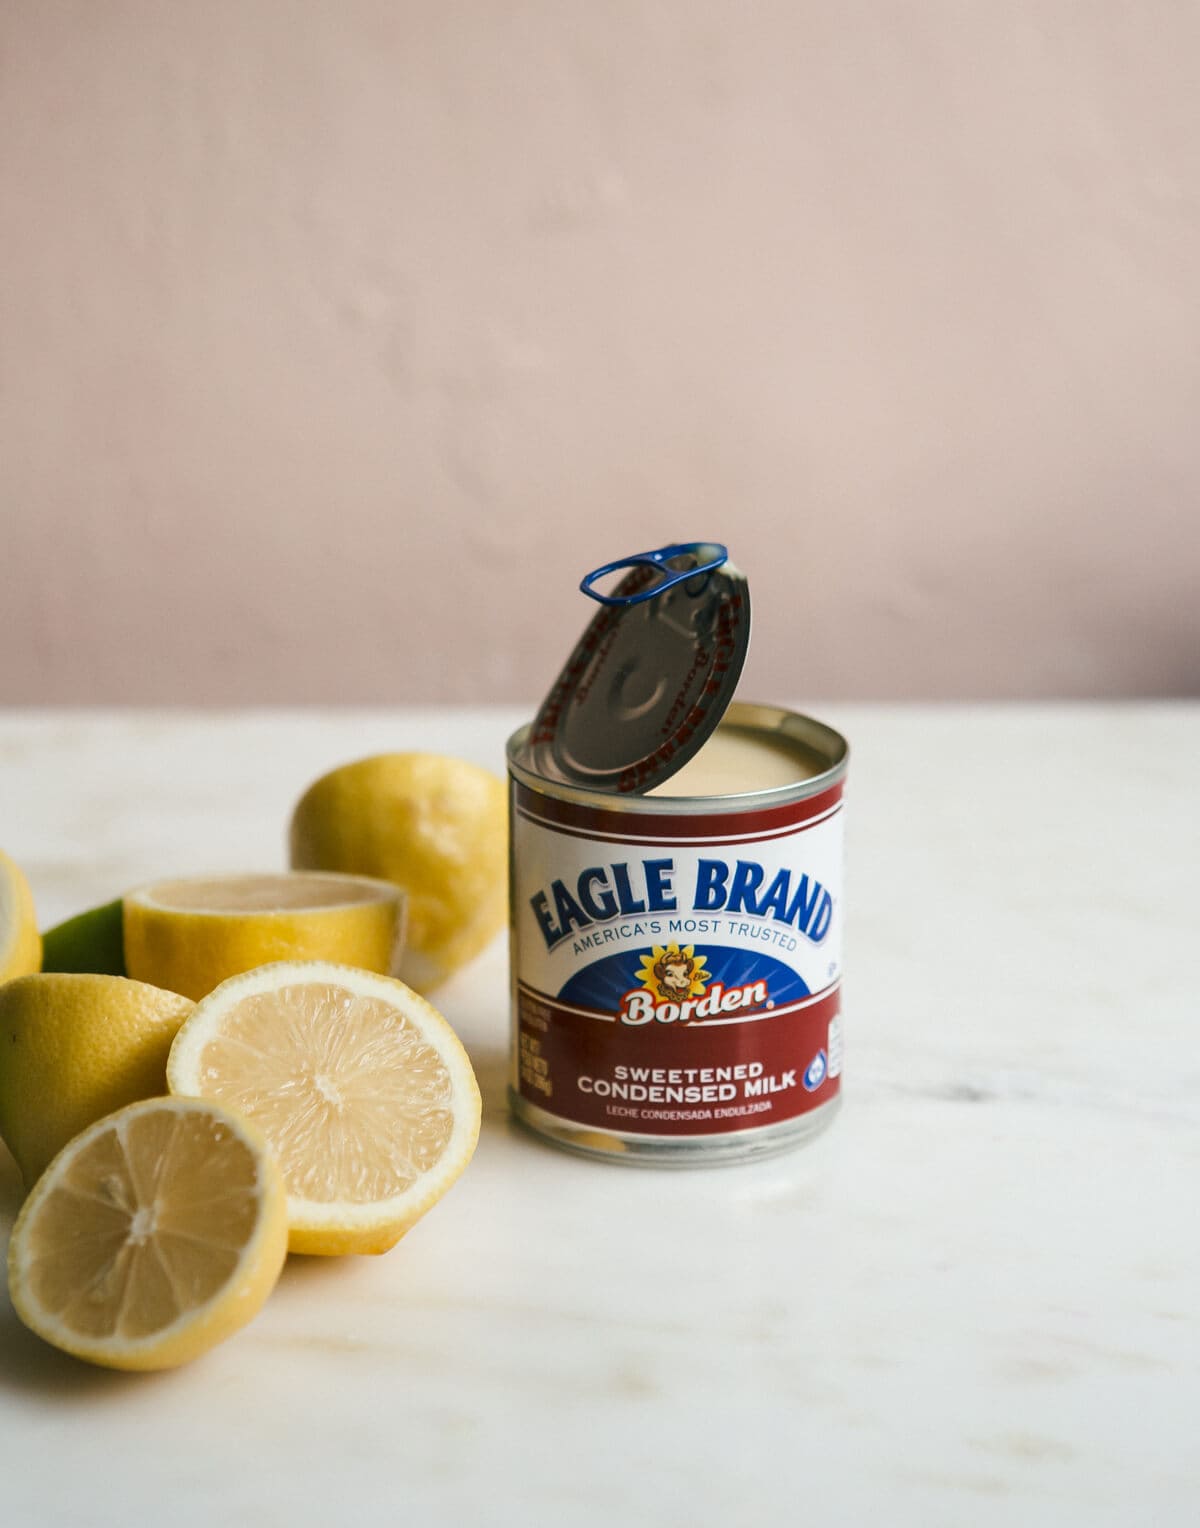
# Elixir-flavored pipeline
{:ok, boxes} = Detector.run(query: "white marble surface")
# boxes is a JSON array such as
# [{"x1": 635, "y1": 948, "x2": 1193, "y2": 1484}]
[{"x1": 1, "y1": 705, "x2": 1197, "y2": 1527}]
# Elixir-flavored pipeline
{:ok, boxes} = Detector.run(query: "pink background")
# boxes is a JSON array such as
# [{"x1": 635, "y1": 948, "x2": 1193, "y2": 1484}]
[{"x1": 2, "y1": 3, "x2": 1198, "y2": 705}]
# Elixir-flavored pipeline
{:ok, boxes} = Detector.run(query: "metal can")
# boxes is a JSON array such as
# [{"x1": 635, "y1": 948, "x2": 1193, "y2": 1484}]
[{"x1": 507, "y1": 701, "x2": 849, "y2": 1165}]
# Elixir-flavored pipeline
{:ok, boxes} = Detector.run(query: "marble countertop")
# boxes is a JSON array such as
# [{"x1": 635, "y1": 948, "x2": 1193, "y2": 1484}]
[{"x1": 1, "y1": 705, "x2": 1197, "y2": 1526}]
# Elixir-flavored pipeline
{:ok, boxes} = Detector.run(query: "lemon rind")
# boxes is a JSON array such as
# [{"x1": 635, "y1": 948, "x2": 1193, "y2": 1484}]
[{"x1": 124, "y1": 870, "x2": 405, "y2": 918}]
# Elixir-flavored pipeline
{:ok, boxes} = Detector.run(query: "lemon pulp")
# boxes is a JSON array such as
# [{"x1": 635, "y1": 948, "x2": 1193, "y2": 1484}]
[
  {"x1": 167, "y1": 962, "x2": 481, "y2": 1255},
  {"x1": 8, "y1": 1096, "x2": 287, "y2": 1370}
]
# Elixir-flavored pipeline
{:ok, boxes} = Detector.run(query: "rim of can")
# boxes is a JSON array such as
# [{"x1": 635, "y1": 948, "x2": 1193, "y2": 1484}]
[
  {"x1": 507, "y1": 702, "x2": 849, "y2": 814},
  {"x1": 523, "y1": 548, "x2": 751, "y2": 794}
]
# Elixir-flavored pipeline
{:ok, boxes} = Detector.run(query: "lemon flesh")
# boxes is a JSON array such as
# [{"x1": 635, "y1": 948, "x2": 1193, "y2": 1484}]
[
  {"x1": 7, "y1": 1096, "x2": 288, "y2": 1371},
  {"x1": 166, "y1": 961, "x2": 482, "y2": 1255},
  {"x1": 289, "y1": 752, "x2": 507, "y2": 992},
  {"x1": 0, "y1": 973, "x2": 194, "y2": 1188},
  {"x1": 123, "y1": 871, "x2": 406, "y2": 1002},
  {"x1": 0, "y1": 849, "x2": 42, "y2": 981}
]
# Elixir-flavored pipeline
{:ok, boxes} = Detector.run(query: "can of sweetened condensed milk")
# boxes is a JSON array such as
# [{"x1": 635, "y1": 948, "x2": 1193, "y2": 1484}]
[{"x1": 507, "y1": 543, "x2": 849, "y2": 1165}]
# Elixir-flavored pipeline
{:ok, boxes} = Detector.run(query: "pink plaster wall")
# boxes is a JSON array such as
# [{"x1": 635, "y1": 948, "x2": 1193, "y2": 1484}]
[{"x1": 2, "y1": 2, "x2": 1198, "y2": 704}]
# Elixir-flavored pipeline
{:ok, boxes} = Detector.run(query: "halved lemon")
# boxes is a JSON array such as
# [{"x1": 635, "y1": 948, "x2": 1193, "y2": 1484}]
[
  {"x1": 166, "y1": 962, "x2": 482, "y2": 1255},
  {"x1": 123, "y1": 872, "x2": 406, "y2": 1001},
  {"x1": 7, "y1": 1096, "x2": 288, "y2": 1371}
]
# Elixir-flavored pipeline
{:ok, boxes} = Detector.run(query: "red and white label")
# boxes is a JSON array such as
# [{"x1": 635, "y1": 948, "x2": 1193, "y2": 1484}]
[{"x1": 510, "y1": 778, "x2": 845, "y2": 1139}]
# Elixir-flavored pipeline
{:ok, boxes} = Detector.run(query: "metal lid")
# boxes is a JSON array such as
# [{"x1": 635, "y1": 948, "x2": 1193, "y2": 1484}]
[{"x1": 527, "y1": 541, "x2": 751, "y2": 794}]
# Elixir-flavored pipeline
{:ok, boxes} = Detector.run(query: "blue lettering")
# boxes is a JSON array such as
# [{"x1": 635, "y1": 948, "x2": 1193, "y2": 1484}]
[
  {"x1": 576, "y1": 867, "x2": 618, "y2": 921},
  {"x1": 726, "y1": 860, "x2": 765, "y2": 915},
  {"x1": 694, "y1": 859, "x2": 729, "y2": 911},
  {"x1": 809, "y1": 889, "x2": 833, "y2": 942},
  {"x1": 758, "y1": 868, "x2": 792, "y2": 921},
  {"x1": 612, "y1": 862, "x2": 646, "y2": 915},
  {"x1": 551, "y1": 879, "x2": 589, "y2": 939},
  {"x1": 785, "y1": 874, "x2": 821, "y2": 934},
  {"x1": 531, "y1": 891, "x2": 557, "y2": 947},
  {"x1": 644, "y1": 859, "x2": 677, "y2": 913},
  {"x1": 531, "y1": 858, "x2": 698, "y2": 952},
  {"x1": 681, "y1": 858, "x2": 833, "y2": 944}
]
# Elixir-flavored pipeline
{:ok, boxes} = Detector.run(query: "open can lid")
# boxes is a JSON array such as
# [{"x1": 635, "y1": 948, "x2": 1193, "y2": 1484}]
[{"x1": 526, "y1": 541, "x2": 751, "y2": 794}]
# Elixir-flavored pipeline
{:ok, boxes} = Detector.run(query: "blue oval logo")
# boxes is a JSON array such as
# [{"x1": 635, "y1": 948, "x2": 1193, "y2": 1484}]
[{"x1": 803, "y1": 1049, "x2": 828, "y2": 1091}]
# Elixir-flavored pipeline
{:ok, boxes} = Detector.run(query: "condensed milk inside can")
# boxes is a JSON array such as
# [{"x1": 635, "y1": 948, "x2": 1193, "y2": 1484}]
[{"x1": 507, "y1": 543, "x2": 849, "y2": 1165}]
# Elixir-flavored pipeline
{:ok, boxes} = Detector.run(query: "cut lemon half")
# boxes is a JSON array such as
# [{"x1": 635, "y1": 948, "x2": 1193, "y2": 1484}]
[
  {"x1": 0, "y1": 848, "x2": 42, "y2": 982},
  {"x1": 7, "y1": 1096, "x2": 288, "y2": 1371},
  {"x1": 123, "y1": 872, "x2": 406, "y2": 1001},
  {"x1": 166, "y1": 962, "x2": 482, "y2": 1255}
]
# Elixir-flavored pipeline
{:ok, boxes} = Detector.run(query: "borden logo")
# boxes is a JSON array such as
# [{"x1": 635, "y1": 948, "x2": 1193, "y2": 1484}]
[{"x1": 619, "y1": 944, "x2": 768, "y2": 1027}]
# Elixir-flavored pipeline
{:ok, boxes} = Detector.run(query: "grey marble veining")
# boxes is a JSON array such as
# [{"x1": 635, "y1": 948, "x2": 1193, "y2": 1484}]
[{"x1": 1, "y1": 705, "x2": 1197, "y2": 1526}]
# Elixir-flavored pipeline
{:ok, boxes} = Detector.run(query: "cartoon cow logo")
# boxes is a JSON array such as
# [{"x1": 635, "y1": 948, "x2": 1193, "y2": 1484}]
[{"x1": 636, "y1": 943, "x2": 711, "y2": 1002}]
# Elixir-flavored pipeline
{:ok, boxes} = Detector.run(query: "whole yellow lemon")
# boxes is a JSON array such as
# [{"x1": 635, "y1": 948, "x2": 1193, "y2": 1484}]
[
  {"x1": 0, "y1": 972, "x2": 193, "y2": 1188},
  {"x1": 289, "y1": 753, "x2": 507, "y2": 992}
]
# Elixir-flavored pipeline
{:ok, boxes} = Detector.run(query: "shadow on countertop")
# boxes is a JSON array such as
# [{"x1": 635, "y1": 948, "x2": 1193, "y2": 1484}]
[
  {"x1": 0, "y1": 1300, "x2": 180, "y2": 1401},
  {"x1": 467, "y1": 1043, "x2": 510, "y2": 1129}
]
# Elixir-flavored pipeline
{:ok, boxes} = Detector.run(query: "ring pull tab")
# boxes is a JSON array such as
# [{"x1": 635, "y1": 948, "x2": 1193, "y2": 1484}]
[{"x1": 579, "y1": 541, "x2": 729, "y2": 607}]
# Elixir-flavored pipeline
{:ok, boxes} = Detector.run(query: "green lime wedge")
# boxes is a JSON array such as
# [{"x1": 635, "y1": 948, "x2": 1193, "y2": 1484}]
[{"x1": 40, "y1": 899, "x2": 126, "y2": 976}]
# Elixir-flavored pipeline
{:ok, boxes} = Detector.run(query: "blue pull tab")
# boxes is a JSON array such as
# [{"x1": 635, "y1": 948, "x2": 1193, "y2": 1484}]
[{"x1": 579, "y1": 541, "x2": 729, "y2": 607}]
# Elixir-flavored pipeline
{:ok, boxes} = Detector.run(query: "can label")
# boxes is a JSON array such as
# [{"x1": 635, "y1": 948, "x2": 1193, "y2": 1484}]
[{"x1": 510, "y1": 778, "x2": 844, "y2": 1138}]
